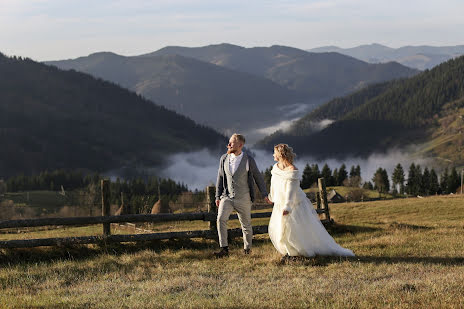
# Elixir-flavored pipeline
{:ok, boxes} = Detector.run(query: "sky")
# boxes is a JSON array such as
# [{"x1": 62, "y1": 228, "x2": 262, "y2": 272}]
[{"x1": 1, "y1": 0, "x2": 464, "y2": 61}]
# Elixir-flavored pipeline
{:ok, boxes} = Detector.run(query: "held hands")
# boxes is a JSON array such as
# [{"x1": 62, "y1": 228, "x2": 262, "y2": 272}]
[
  {"x1": 215, "y1": 200, "x2": 220, "y2": 207},
  {"x1": 283, "y1": 210, "x2": 289, "y2": 216},
  {"x1": 264, "y1": 196, "x2": 273, "y2": 205}
]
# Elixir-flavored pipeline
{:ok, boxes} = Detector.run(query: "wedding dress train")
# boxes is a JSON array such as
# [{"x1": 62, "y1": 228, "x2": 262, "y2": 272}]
[{"x1": 268, "y1": 164, "x2": 355, "y2": 257}]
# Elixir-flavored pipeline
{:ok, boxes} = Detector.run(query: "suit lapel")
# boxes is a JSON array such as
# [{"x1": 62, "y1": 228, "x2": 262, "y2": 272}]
[{"x1": 224, "y1": 154, "x2": 231, "y2": 176}]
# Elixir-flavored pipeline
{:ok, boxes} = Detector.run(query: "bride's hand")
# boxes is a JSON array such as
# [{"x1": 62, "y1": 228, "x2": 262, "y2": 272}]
[{"x1": 283, "y1": 210, "x2": 289, "y2": 216}]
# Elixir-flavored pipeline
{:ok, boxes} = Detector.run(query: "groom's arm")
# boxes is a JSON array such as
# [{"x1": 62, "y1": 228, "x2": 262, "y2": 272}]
[
  {"x1": 215, "y1": 154, "x2": 226, "y2": 205},
  {"x1": 249, "y1": 156, "x2": 268, "y2": 198}
]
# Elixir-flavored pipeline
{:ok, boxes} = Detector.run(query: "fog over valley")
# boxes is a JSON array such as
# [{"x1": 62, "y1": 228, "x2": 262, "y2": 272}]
[{"x1": 159, "y1": 147, "x2": 432, "y2": 191}]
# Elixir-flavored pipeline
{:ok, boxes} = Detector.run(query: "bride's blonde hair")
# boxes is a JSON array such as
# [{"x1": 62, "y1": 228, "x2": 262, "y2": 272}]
[{"x1": 274, "y1": 144, "x2": 296, "y2": 164}]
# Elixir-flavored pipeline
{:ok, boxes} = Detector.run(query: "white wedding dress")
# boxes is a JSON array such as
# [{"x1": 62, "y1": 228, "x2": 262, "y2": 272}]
[{"x1": 268, "y1": 164, "x2": 355, "y2": 257}]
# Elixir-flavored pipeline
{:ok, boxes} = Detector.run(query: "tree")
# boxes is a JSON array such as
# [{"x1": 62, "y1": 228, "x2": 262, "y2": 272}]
[
  {"x1": 264, "y1": 166, "x2": 272, "y2": 192},
  {"x1": 406, "y1": 163, "x2": 421, "y2": 196},
  {"x1": 321, "y1": 164, "x2": 332, "y2": 185},
  {"x1": 440, "y1": 167, "x2": 449, "y2": 194},
  {"x1": 429, "y1": 169, "x2": 439, "y2": 195},
  {"x1": 346, "y1": 165, "x2": 362, "y2": 187},
  {"x1": 421, "y1": 167, "x2": 431, "y2": 195},
  {"x1": 311, "y1": 164, "x2": 321, "y2": 185},
  {"x1": 363, "y1": 181, "x2": 374, "y2": 190},
  {"x1": 349, "y1": 165, "x2": 357, "y2": 178},
  {"x1": 448, "y1": 167, "x2": 460, "y2": 193},
  {"x1": 337, "y1": 164, "x2": 348, "y2": 186},
  {"x1": 301, "y1": 164, "x2": 312, "y2": 189},
  {"x1": 355, "y1": 165, "x2": 361, "y2": 178},
  {"x1": 332, "y1": 168, "x2": 339, "y2": 186},
  {"x1": 372, "y1": 168, "x2": 389, "y2": 197},
  {"x1": 392, "y1": 163, "x2": 405, "y2": 194}
]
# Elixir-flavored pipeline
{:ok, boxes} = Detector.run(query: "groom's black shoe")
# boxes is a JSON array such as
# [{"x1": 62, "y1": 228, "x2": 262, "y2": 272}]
[
  {"x1": 243, "y1": 249, "x2": 251, "y2": 255},
  {"x1": 280, "y1": 254, "x2": 290, "y2": 264},
  {"x1": 213, "y1": 247, "x2": 229, "y2": 258}
]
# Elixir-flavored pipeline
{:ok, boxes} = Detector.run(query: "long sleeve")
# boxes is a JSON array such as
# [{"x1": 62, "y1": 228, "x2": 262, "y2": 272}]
[
  {"x1": 268, "y1": 177, "x2": 274, "y2": 203},
  {"x1": 249, "y1": 156, "x2": 268, "y2": 197},
  {"x1": 283, "y1": 178, "x2": 299, "y2": 214},
  {"x1": 215, "y1": 155, "x2": 226, "y2": 200}
]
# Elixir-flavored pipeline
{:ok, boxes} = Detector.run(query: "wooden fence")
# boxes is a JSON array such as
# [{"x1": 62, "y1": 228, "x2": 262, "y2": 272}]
[{"x1": 0, "y1": 179, "x2": 332, "y2": 249}]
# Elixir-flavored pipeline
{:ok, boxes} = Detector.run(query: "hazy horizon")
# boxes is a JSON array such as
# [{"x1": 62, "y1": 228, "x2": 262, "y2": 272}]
[{"x1": 1, "y1": 0, "x2": 463, "y2": 61}]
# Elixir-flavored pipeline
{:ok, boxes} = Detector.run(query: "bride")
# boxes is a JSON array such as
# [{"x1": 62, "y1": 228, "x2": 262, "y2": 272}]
[{"x1": 268, "y1": 144, "x2": 355, "y2": 259}]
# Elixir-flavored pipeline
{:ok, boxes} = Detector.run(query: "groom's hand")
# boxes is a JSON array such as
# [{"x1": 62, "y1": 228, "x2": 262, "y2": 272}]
[
  {"x1": 264, "y1": 197, "x2": 273, "y2": 205},
  {"x1": 283, "y1": 210, "x2": 289, "y2": 216},
  {"x1": 216, "y1": 200, "x2": 220, "y2": 207}
]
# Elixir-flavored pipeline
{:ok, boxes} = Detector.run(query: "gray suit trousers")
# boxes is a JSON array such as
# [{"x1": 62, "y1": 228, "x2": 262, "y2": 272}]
[{"x1": 217, "y1": 197, "x2": 253, "y2": 249}]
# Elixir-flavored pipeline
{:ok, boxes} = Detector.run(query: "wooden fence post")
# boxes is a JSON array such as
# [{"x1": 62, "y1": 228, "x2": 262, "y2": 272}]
[
  {"x1": 318, "y1": 177, "x2": 331, "y2": 222},
  {"x1": 316, "y1": 191, "x2": 321, "y2": 210},
  {"x1": 101, "y1": 179, "x2": 111, "y2": 236},
  {"x1": 206, "y1": 186, "x2": 217, "y2": 232}
]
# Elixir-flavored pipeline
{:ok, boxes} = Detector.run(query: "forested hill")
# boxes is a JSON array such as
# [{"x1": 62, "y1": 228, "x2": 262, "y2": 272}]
[
  {"x1": 149, "y1": 43, "x2": 419, "y2": 101},
  {"x1": 258, "y1": 55, "x2": 464, "y2": 161},
  {"x1": 46, "y1": 52, "x2": 299, "y2": 134},
  {"x1": 0, "y1": 53, "x2": 225, "y2": 177}
]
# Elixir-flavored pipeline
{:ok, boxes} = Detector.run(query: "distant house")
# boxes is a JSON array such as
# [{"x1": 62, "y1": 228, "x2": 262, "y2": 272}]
[{"x1": 327, "y1": 189, "x2": 344, "y2": 203}]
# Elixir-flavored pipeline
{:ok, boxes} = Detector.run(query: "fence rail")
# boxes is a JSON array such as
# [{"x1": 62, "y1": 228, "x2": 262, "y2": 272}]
[{"x1": 0, "y1": 179, "x2": 332, "y2": 249}]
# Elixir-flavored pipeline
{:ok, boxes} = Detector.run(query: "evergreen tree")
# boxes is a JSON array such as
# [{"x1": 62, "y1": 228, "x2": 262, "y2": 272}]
[
  {"x1": 349, "y1": 165, "x2": 357, "y2": 178},
  {"x1": 392, "y1": 163, "x2": 405, "y2": 194},
  {"x1": 355, "y1": 165, "x2": 361, "y2": 177},
  {"x1": 332, "y1": 168, "x2": 339, "y2": 186},
  {"x1": 421, "y1": 167, "x2": 431, "y2": 195},
  {"x1": 406, "y1": 163, "x2": 422, "y2": 196},
  {"x1": 337, "y1": 164, "x2": 348, "y2": 186},
  {"x1": 429, "y1": 169, "x2": 439, "y2": 195},
  {"x1": 414, "y1": 164, "x2": 423, "y2": 195},
  {"x1": 311, "y1": 164, "x2": 321, "y2": 184},
  {"x1": 264, "y1": 166, "x2": 272, "y2": 192},
  {"x1": 382, "y1": 168, "x2": 390, "y2": 193},
  {"x1": 321, "y1": 164, "x2": 332, "y2": 185},
  {"x1": 363, "y1": 181, "x2": 374, "y2": 190},
  {"x1": 440, "y1": 167, "x2": 449, "y2": 194},
  {"x1": 372, "y1": 168, "x2": 389, "y2": 197},
  {"x1": 301, "y1": 164, "x2": 312, "y2": 189},
  {"x1": 448, "y1": 167, "x2": 460, "y2": 193}
]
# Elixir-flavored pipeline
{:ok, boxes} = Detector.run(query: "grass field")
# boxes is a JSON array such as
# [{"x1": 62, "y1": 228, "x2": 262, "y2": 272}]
[
  {"x1": 0, "y1": 195, "x2": 463, "y2": 308},
  {"x1": 304, "y1": 186, "x2": 394, "y2": 200}
]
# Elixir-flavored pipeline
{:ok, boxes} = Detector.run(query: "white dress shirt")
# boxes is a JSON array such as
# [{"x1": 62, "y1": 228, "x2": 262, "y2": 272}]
[{"x1": 229, "y1": 152, "x2": 244, "y2": 175}]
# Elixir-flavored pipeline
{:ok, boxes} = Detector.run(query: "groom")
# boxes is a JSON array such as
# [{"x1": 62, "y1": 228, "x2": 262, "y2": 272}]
[{"x1": 213, "y1": 133, "x2": 270, "y2": 258}]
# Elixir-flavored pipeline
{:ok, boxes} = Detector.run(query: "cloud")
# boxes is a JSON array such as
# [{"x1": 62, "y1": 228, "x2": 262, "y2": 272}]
[
  {"x1": 255, "y1": 118, "x2": 299, "y2": 136},
  {"x1": 310, "y1": 119, "x2": 334, "y2": 131},
  {"x1": 158, "y1": 146, "x2": 434, "y2": 191}
]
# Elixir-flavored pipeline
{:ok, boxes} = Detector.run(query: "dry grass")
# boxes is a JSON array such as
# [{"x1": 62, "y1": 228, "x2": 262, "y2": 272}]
[{"x1": 1, "y1": 195, "x2": 463, "y2": 308}]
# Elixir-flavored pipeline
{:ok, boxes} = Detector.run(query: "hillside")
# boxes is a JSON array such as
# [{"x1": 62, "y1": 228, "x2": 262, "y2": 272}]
[
  {"x1": 258, "y1": 55, "x2": 464, "y2": 163},
  {"x1": 47, "y1": 52, "x2": 300, "y2": 134},
  {"x1": 149, "y1": 43, "x2": 418, "y2": 101},
  {"x1": 1, "y1": 195, "x2": 464, "y2": 308},
  {"x1": 0, "y1": 53, "x2": 225, "y2": 177},
  {"x1": 309, "y1": 43, "x2": 464, "y2": 70}
]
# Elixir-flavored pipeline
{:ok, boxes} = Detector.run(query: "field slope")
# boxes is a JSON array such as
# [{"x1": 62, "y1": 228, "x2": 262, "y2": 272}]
[{"x1": 1, "y1": 195, "x2": 463, "y2": 308}]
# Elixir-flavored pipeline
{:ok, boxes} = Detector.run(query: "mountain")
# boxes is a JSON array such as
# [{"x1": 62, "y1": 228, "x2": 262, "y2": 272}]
[
  {"x1": 0, "y1": 53, "x2": 226, "y2": 177},
  {"x1": 47, "y1": 44, "x2": 418, "y2": 140},
  {"x1": 308, "y1": 43, "x2": 464, "y2": 70},
  {"x1": 46, "y1": 52, "x2": 299, "y2": 135},
  {"x1": 258, "y1": 55, "x2": 464, "y2": 165},
  {"x1": 148, "y1": 43, "x2": 418, "y2": 101}
]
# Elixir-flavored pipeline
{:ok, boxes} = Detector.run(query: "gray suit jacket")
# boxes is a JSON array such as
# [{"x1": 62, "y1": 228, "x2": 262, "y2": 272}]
[{"x1": 215, "y1": 152, "x2": 268, "y2": 202}]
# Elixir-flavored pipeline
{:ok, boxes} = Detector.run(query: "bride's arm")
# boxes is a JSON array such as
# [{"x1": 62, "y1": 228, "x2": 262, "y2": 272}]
[{"x1": 283, "y1": 178, "x2": 298, "y2": 214}]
